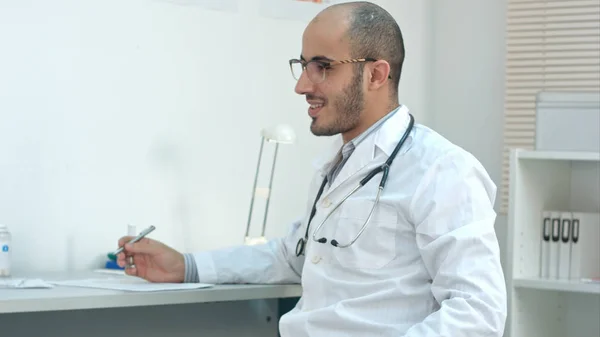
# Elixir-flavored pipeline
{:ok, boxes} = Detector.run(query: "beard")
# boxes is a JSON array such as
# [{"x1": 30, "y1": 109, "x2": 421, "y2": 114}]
[{"x1": 310, "y1": 69, "x2": 364, "y2": 137}]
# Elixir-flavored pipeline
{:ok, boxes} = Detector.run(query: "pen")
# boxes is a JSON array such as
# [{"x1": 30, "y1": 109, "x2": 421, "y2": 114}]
[{"x1": 112, "y1": 225, "x2": 156, "y2": 256}]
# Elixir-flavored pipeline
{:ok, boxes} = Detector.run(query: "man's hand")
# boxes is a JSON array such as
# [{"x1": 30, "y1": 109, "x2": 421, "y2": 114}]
[{"x1": 116, "y1": 236, "x2": 186, "y2": 283}]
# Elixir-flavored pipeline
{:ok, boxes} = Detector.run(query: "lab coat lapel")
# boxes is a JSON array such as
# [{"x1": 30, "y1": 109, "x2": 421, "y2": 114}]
[
  {"x1": 319, "y1": 105, "x2": 412, "y2": 198},
  {"x1": 323, "y1": 134, "x2": 375, "y2": 195},
  {"x1": 372, "y1": 105, "x2": 413, "y2": 160},
  {"x1": 311, "y1": 137, "x2": 343, "y2": 178},
  {"x1": 310, "y1": 105, "x2": 412, "y2": 198}
]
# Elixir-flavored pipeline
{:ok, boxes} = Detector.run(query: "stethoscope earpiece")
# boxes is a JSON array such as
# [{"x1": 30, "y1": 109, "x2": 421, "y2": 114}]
[{"x1": 296, "y1": 238, "x2": 306, "y2": 257}]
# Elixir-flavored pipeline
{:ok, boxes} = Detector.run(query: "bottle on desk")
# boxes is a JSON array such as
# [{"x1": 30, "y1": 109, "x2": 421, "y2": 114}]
[{"x1": 0, "y1": 224, "x2": 11, "y2": 277}]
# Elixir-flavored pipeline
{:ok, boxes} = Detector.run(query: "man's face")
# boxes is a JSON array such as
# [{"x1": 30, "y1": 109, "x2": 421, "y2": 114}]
[{"x1": 294, "y1": 19, "x2": 365, "y2": 137}]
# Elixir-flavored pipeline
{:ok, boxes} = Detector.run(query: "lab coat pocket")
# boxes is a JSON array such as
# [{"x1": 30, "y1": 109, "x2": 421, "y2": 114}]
[{"x1": 331, "y1": 199, "x2": 398, "y2": 269}]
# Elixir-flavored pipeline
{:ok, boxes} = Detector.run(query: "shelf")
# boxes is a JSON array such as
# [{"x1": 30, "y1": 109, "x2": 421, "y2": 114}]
[
  {"x1": 508, "y1": 146, "x2": 600, "y2": 337},
  {"x1": 514, "y1": 277, "x2": 600, "y2": 294},
  {"x1": 517, "y1": 150, "x2": 600, "y2": 162}
]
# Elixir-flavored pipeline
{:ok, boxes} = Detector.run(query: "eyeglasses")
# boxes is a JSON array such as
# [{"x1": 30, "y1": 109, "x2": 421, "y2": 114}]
[{"x1": 289, "y1": 57, "x2": 389, "y2": 84}]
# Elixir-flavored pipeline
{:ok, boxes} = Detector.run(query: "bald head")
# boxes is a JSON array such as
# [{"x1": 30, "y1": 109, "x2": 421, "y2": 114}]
[{"x1": 313, "y1": 2, "x2": 405, "y2": 100}]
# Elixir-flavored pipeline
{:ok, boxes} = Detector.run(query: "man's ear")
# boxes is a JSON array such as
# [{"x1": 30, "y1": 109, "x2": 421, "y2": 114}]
[{"x1": 367, "y1": 60, "x2": 391, "y2": 90}]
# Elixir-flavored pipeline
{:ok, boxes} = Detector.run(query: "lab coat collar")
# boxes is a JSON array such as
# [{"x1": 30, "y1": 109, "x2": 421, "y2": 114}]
[
  {"x1": 373, "y1": 104, "x2": 412, "y2": 158},
  {"x1": 311, "y1": 105, "x2": 413, "y2": 181},
  {"x1": 311, "y1": 134, "x2": 343, "y2": 174}
]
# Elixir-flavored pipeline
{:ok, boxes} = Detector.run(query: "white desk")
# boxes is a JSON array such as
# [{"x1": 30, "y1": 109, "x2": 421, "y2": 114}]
[{"x1": 0, "y1": 272, "x2": 302, "y2": 337}]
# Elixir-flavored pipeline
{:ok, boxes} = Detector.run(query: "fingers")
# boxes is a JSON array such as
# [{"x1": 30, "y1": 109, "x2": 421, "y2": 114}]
[
  {"x1": 116, "y1": 253, "x2": 125, "y2": 267},
  {"x1": 116, "y1": 251, "x2": 138, "y2": 273},
  {"x1": 124, "y1": 268, "x2": 137, "y2": 277},
  {"x1": 116, "y1": 236, "x2": 135, "y2": 268},
  {"x1": 118, "y1": 235, "x2": 135, "y2": 247},
  {"x1": 116, "y1": 236, "x2": 156, "y2": 270},
  {"x1": 123, "y1": 238, "x2": 158, "y2": 255},
  {"x1": 124, "y1": 262, "x2": 138, "y2": 277},
  {"x1": 116, "y1": 251, "x2": 132, "y2": 268},
  {"x1": 116, "y1": 236, "x2": 157, "y2": 255},
  {"x1": 124, "y1": 259, "x2": 141, "y2": 277},
  {"x1": 122, "y1": 254, "x2": 145, "y2": 279}
]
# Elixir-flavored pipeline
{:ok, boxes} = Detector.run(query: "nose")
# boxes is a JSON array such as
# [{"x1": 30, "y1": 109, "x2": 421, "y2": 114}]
[{"x1": 294, "y1": 71, "x2": 315, "y2": 95}]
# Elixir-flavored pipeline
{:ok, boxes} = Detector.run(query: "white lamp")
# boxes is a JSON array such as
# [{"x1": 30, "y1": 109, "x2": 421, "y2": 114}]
[{"x1": 244, "y1": 124, "x2": 296, "y2": 245}]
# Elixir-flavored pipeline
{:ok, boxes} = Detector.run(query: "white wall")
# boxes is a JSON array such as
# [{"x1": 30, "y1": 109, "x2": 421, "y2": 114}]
[
  {"x1": 428, "y1": 0, "x2": 508, "y2": 267},
  {"x1": 0, "y1": 0, "x2": 432, "y2": 274}
]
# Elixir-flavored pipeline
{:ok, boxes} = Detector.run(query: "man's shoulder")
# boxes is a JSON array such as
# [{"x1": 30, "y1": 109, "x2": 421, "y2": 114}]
[
  {"x1": 410, "y1": 124, "x2": 466, "y2": 159},
  {"x1": 408, "y1": 124, "x2": 487, "y2": 175}
]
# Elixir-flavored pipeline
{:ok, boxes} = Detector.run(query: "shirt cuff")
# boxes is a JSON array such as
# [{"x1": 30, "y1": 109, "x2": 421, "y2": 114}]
[
  {"x1": 189, "y1": 250, "x2": 219, "y2": 284},
  {"x1": 183, "y1": 253, "x2": 200, "y2": 283}
]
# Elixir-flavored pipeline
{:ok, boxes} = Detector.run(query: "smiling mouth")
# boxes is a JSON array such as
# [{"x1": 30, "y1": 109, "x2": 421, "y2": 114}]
[{"x1": 308, "y1": 102, "x2": 324, "y2": 118}]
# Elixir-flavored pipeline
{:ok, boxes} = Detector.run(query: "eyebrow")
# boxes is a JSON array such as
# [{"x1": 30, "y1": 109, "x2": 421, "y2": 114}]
[{"x1": 300, "y1": 55, "x2": 334, "y2": 62}]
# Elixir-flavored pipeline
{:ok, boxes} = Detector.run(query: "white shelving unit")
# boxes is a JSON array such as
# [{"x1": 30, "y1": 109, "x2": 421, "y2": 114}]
[{"x1": 507, "y1": 149, "x2": 600, "y2": 337}]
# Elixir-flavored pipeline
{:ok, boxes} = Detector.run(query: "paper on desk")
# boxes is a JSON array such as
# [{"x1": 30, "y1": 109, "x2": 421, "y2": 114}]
[
  {"x1": 93, "y1": 268, "x2": 125, "y2": 276},
  {"x1": 0, "y1": 278, "x2": 54, "y2": 289},
  {"x1": 50, "y1": 277, "x2": 213, "y2": 292}
]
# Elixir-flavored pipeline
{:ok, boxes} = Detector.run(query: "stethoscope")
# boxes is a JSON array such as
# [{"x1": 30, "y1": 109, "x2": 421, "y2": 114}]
[{"x1": 295, "y1": 113, "x2": 415, "y2": 257}]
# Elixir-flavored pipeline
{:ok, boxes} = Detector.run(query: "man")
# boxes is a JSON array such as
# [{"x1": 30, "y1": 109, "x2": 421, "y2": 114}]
[{"x1": 117, "y1": 2, "x2": 507, "y2": 336}]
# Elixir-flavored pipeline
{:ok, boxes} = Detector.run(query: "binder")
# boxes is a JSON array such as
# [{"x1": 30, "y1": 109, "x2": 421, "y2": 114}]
[
  {"x1": 558, "y1": 212, "x2": 572, "y2": 279},
  {"x1": 548, "y1": 211, "x2": 562, "y2": 279},
  {"x1": 570, "y1": 212, "x2": 600, "y2": 280},
  {"x1": 540, "y1": 211, "x2": 551, "y2": 278}
]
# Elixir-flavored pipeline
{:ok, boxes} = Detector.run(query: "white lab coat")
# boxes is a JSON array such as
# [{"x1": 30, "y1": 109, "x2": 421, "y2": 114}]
[{"x1": 192, "y1": 105, "x2": 507, "y2": 336}]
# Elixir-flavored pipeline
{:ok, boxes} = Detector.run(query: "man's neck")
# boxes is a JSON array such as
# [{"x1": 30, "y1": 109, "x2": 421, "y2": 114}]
[{"x1": 341, "y1": 103, "x2": 400, "y2": 144}]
